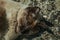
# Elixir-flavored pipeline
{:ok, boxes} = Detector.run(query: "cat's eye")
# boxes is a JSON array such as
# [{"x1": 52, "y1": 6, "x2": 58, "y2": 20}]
[{"x1": 32, "y1": 13, "x2": 36, "y2": 18}]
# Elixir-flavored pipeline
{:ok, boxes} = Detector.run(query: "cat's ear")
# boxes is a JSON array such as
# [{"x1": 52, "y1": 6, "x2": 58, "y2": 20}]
[{"x1": 35, "y1": 7, "x2": 40, "y2": 14}]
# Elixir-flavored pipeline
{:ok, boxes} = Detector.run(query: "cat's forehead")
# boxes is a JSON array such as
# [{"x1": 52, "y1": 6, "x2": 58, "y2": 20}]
[{"x1": 25, "y1": 7, "x2": 40, "y2": 13}]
